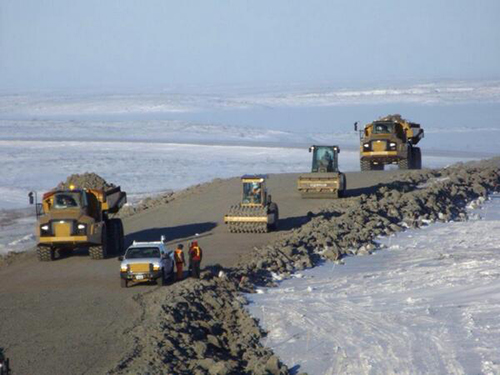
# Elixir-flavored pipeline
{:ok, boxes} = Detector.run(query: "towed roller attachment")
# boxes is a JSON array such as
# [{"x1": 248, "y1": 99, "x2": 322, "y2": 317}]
[{"x1": 297, "y1": 173, "x2": 341, "y2": 199}]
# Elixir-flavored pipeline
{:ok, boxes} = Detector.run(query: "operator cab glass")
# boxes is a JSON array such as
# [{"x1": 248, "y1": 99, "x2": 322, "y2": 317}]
[
  {"x1": 243, "y1": 182, "x2": 262, "y2": 204},
  {"x1": 53, "y1": 192, "x2": 81, "y2": 209},
  {"x1": 126, "y1": 247, "x2": 161, "y2": 259},
  {"x1": 372, "y1": 122, "x2": 395, "y2": 134},
  {"x1": 312, "y1": 147, "x2": 338, "y2": 172}
]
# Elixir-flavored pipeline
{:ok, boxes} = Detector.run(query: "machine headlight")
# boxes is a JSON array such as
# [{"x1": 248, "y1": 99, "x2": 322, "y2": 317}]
[
  {"x1": 76, "y1": 223, "x2": 87, "y2": 235},
  {"x1": 153, "y1": 264, "x2": 161, "y2": 271},
  {"x1": 363, "y1": 143, "x2": 370, "y2": 148},
  {"x1": 389, "y1": 142, "x2": 396, "y2": 147},
  {"x1": 41, "y1": 225, "x2": 49, "y2": 231},
  {"x1": 120, "y1": 264, "x2": 128, "y2": 272}
]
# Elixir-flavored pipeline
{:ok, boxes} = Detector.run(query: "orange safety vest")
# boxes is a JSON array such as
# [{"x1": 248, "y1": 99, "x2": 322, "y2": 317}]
[
  {"x1": 191, "y1": 246, "x2": 201, "y2": 261},
  {"x1": 174, "y1": 249, "x2": 184, "y2": 263}
]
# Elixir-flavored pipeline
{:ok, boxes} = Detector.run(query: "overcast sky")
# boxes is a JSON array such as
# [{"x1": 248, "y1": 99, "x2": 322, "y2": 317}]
[{"x1": 1, "y1": 0, "x2": 499, "y2": 91}]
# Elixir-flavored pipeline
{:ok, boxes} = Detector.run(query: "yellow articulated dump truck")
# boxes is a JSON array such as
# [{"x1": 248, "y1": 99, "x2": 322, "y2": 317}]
[
  {"x1": 224, "y1": 175, "x2": 279, "y2": 233},
  {"x1": 297, "y1": 145, "x2": 346, "y2": 198},
  {"x1": 356, "y1": 114, "x2": 424, "y2": 171},
  {"x1": 29, "y1": 185, "x2": 126, "y2": 261}
]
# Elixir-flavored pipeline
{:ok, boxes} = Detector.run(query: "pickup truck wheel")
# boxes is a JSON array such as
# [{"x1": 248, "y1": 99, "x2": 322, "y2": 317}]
[
  {"x1": 157, "y1": 270, "x2": 166, "y2": 286},
  {"x1": 120, "y1": 278, "x2": 128, "y2": 288}
]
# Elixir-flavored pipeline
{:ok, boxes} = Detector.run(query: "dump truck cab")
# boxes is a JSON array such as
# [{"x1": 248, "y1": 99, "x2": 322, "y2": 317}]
[
  {"x1": 224, "y1": 175, "x2": 279, "y2": 233},
  {"x1": 297, "y1": 145, "x2": 346, "y2": 198},
  {"x1": 36, "y1": 188, "x2": 103, "y2": 248},
  {"x1": 30, "y1": 184, "x2": 126, "y2": 261},
  {"x1": 119, "y1": 238, "x2": 174, "y2": 288},
  {"x1": 358, "y1": 114, "x2": 423, "y2": 171}
]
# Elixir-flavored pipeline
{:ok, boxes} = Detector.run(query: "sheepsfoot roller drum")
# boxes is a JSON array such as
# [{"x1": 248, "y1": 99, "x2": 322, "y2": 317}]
[
  {"x1": 224, "y1": 175, "x2": 279, "y2": 233},
  {"x1": 297, "y1": 145, "x2": 346, "y2": 199}
]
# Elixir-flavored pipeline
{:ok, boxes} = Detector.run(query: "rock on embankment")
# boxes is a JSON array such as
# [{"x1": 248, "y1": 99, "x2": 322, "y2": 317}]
[{"x1": 110, "y1": 158, "x2": 500, "y2": 375}]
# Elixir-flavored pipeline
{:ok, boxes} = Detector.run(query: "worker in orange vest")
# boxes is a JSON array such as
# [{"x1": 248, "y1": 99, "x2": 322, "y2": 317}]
[
  {"x1": 174, "y1": 244, "x2": 185, "y2": 281},
  {"x1": 188, "y1": 240, "x2": 203, "y2": 279}
]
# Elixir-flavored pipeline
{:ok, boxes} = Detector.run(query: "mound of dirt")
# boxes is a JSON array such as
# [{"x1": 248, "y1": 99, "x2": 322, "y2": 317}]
[
  {"x1": 110, "y1": 158, "x2": 500, "y2": 375},
  {"x1": 57, "y1": 172, "x2": 116, "y2": 191}
]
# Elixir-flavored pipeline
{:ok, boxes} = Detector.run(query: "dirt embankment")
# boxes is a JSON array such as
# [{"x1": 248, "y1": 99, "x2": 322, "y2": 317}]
[{"x1": 109, "y1": 159, "x2": 500, "y2": 375}]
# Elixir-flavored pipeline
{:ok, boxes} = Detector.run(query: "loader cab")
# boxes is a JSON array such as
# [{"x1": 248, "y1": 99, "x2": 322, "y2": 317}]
[
  {"x1": 241, "y1": 176, "x2": 268, "y2": 206},
  {"x1": 310, "y1": 146, "x2": 340, "y2": 173}
]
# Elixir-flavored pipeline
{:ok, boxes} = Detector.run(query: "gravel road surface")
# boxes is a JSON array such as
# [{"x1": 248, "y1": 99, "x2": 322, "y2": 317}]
[{"x1": 0, "y1": 171, "x2": 406, "y2": 374}]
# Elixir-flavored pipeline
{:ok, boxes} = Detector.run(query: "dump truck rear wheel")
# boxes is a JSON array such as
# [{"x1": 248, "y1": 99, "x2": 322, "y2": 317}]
[
  {"x1": 106, "y1": 219, "x2": 123, "y2": 256},
  {"x1": 120, "y1": 278, "x2": 128, "y2": 288},
  {"x1": 36, "y1": 246, "x2": 54, "y2": 261},
  {"x1": 360, "y1": 159, "x2": 371, "y2": 171},
  {"x1": 413, "y1": 147, "x2": 422, "y2": 169}
]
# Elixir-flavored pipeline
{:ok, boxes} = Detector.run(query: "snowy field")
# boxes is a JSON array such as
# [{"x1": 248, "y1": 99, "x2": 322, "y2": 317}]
[
  {"x1": 1, "y1": 80, "x2": 499, "y2": 255},
  {"x1": 248, "y1": 195, "x2": 500, "y2": 375}
]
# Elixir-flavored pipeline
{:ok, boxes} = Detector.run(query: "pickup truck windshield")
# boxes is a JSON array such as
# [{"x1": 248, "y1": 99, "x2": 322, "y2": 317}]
[{"x1": 126, "y1": 247, "x2": 161, "y2": 259}]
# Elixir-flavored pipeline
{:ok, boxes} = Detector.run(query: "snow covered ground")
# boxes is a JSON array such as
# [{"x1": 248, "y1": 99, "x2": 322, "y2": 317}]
[
  {"x1": 247, "y1": 195, "x2": 500, "y2": 375},
  {"x1": 1, "y1": 80, "x2": 499, "y2": 255}
]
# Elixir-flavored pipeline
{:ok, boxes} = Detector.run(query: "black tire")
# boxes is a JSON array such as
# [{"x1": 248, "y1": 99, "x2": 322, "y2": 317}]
[
  {"x1": 413, "y1": 147, "x2": 422, "y2": 169},
  {"x1": 360, "y1": 159, "x2": 371, "y2": 171},
  {"x1": 398, "y1": 148, "x2": 411, "y2": 170},
  {"x1": 338, "y1": 174, "x2": 347, "y2": 198},
  {"x1": 89, "y1": 223, "x2": 108, "y2": 260},
  {"x1": 157, "y1": 270, "x2": 166, "y2": 286},
  {"x1": 269, "y1": 203, "x2": 279, "y2": 231},
  {"x1": 36, "y1": 246, "x2": 54, "y2": 261},
  {"x1": 120, "y1": 278, "x2": 128, "y2": 288},
  {"x1": 106, "y1": 219, "x2": 123, "y2": 256}
]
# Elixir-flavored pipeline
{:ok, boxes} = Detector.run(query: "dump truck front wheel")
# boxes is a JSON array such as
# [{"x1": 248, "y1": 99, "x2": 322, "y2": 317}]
[
  {"x1": 36, "y1": 246, "x2": 54, "y2": 261},
  {"x1": 360, "y1": 159, "x2": 371, "y2": 171}
]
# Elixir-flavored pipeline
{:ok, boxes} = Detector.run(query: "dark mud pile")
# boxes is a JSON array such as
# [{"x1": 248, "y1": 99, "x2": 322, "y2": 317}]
[
  {"x1": 110, "y1": 159, "x2": 500, "y2": 375},
  {"x1": 57, "y1": 172, "x2": 116, "y2": 191}
]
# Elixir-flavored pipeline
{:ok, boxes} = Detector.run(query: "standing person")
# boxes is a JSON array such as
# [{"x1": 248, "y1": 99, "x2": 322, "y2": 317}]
[
  {"x1": 189, "y1": 240, "x2": 203, "y2": 279},
  {"x1": 174, "y1": 244, "x2": 185, "y2": 281}
]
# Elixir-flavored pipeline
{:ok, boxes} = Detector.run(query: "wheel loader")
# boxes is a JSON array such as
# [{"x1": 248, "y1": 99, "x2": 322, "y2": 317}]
[
  {"x1": 297, "y1": 145, "x2": 346, "y2": 198},
  {"x1": 356, "y1": 114, "x2": 424, "y2": 171},
  {"x1": 224, "y1": 175, "x2": 279, "y2": 233},
  {"x1": 28, "y1": 185, "x2": 126, "y2": 261}
]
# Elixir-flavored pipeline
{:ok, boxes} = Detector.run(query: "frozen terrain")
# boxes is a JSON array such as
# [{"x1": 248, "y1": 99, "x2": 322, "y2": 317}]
[
  {"x1": 248, "y1": 195, "x2": 500, "y2": 375},
  {"x1": 1, "y1": 80, "x2": 499, "y2": 255}
]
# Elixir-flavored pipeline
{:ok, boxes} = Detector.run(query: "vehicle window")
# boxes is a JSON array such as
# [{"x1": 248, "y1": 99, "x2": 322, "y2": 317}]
[
  {"x1": 125, "y1": 247, "x2": 161, "y2": 259},
  {"x1": 53, "y1": 193, "x2": 81, "y2": 209},
  {"x1": 372, "y1": 122, "x2": 394, "y2": 134},
  {"x1": 243, "y1": 182, "x2": 262, "y2": 204}
]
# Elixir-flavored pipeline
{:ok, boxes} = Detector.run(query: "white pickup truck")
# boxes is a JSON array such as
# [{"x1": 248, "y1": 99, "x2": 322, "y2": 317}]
[{"x1": 119, "y1": 237, "x2": 175, "y2": 288}]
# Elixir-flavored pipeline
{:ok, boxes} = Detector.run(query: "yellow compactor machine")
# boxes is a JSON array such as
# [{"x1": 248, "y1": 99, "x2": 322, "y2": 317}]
[
  {"x1": 357, "y1": 114, "x2": 424, "y2": 171},
  {"x1": 29, "y1": 185, "x2": 126, "y2": 261},
  {"x1": 297, "y1": 145, "x2": 346, "y2": 198},
  {"x1": 224, "y1": 175, "x2": 279, "y2": 233}
]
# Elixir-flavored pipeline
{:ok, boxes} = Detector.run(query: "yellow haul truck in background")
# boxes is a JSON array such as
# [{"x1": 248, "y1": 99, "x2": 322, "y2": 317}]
[
  {"x1": 356, "y1": 114, "x2": 424, "y2": 171},
  {"x1": 29, "y1": 186, "x2": 126, "y2": 261}
]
